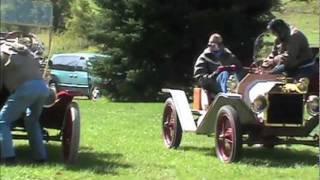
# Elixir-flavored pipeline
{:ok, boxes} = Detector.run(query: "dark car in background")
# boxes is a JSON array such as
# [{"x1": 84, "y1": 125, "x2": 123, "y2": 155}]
[{"x1": 49, "y1": 53, "x2": 109, "y2": 99}]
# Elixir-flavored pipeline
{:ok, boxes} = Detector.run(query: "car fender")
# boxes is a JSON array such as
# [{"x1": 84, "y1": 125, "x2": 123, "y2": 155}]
[
  {"x1": 162, "y1": 89, "x2": 197, "y2": 132},
  {"x1": 196, "y1": 93, "x2": 256, "y2": 134}
]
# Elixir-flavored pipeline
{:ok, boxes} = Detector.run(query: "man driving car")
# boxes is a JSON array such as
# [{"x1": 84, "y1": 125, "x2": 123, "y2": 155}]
[{"x1": 263, "y1": 19, "x2": 315, "y2": 78}]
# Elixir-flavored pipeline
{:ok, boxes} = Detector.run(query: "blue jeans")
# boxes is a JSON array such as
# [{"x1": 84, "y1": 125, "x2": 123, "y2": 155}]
[
  {"x1": 0, "y1": 79, "x2": 49, "y2": 160},
  {"x1": 214, "y1": 71, "x2": 229, "y2": 93},
  {"x1": 213, "y1": 70, "x2": 244, "y2": 93},
  {"x1": 271, "y1": 64, "x2": 316, "y2": 79}
]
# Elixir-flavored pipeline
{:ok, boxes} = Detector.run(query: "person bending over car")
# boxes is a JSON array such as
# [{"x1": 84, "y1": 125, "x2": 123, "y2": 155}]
[
  {"x1": 262, "y1": 19, "x2": 315, "y2": 78},
  {"x1": 0, "y1": 37, "x2": 49, "y2": 164},
  {"x1": 194, "y1": 33, "x2": 243, "y2": 94}
]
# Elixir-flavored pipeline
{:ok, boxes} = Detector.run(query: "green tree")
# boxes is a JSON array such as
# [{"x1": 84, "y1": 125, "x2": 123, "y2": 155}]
[
  {"x1": 66, "y1": 0, "x2": 98, "y2": 37},
  {"x1": 51, "y1": 0, "x2": 71, "y2": 31},
  {"x1": 89, "y1": 0, "x2": 279, "y2": 101}
]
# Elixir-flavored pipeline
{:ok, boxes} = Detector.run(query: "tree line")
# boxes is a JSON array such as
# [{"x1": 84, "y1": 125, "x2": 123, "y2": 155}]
[{"x1": 57, "y1": 0, "x2": 280, "y2": 101}]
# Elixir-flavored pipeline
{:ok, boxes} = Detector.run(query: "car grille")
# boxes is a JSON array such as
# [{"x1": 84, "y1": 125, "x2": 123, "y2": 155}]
[{"x1": 266, "y1": 93, "x2": 304, "y2": 125}]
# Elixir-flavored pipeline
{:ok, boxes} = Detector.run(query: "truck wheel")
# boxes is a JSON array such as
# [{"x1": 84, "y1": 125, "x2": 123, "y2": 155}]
[
  {"x1": 162, "y1": 98, "x2": 182, "y2": 149},
  {"x1": 215, "y1": 105, "x2": 242, "y2": 163}
]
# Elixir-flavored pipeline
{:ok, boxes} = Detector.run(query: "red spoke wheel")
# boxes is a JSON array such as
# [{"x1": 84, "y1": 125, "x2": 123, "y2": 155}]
[
  {"x1": 62, "y1": 101, "x2": 80, "y2": 163},
  {"x1": 215, "y1": 105, "x2": 242, "y2": 163},
  {"x1": 162, "y1": 98, "x2": 182, "y2": 149}
]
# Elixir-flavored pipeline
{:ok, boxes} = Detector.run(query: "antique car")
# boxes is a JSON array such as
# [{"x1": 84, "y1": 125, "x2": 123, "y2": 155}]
[
  {"x1": 161, "y1": 32, "x2": 319, "y2": 163},
  {"x1": 48, "y1": 53, "x2": 109, "y2": 99},
  {"x1": 0, "y1": 0, "x2": 80, "y2": 163}
]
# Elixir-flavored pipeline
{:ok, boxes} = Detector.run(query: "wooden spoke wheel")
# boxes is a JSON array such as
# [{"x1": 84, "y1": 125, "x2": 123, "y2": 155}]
[
  {"x1": 162, "y1": 98, "x2": 182, "y2": 149},
  {"x1": 215, "y1": 105, "x2": 242, "y2": 163}
]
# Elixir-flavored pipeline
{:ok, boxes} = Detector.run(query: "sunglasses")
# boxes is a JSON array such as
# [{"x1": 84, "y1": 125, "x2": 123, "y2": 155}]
[{"x1": 207, "y1": 42, "x2": 220, "y2": 47}]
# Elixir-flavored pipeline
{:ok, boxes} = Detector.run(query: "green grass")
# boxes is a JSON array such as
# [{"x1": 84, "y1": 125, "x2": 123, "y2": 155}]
[
  {"x1": 1, "y1": 98, "x2": 318, "y2": 180},
  {"x1": 273, "y1": 0, "x2": 319, "y2": 46},
  {"x1": 35, "y1": 32, "x2": 99, "y2": 57}
]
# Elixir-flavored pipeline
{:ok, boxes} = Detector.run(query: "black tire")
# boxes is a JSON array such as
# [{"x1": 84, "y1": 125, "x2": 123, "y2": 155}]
[
  {"x1": 87, "y1": 86, "x2": 92, "y2": 99},
  {"x1": 62, "y1": 102, "x2": 80, "y2": 163},
  {"x1": 215, "y1": 105, "x2": 242, "y2": 163},
  {"x1": 162, "y1": 98, "x2": 182, "y2": 149}
]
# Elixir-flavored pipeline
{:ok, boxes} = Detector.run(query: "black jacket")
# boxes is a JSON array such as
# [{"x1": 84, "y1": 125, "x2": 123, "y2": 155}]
[{"x1": 193, "y1": 47, "x2": 242, "y2": 92}]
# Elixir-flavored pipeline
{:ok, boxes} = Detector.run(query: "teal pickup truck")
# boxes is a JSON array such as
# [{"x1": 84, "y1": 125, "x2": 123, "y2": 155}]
[{"x1": 48, "y1": 53, "x2": 109, "y2": 99}]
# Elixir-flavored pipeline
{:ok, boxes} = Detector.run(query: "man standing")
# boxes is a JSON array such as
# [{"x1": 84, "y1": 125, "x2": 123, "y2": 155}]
[
  {"x1": 0, "y1": 38, "x2": 49, "y2": 164},
  {"x1": 194, "y1": 33, "x2": 243, "y2": 94}
]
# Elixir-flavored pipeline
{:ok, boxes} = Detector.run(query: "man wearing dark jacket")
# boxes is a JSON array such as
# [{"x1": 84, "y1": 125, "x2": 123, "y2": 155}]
[
  {"x1": 263, "y1": 19, "x2": 315, "y2": 78},
  {"x1": 194, "y1": 33, "x2": 243, "y2": 94}
]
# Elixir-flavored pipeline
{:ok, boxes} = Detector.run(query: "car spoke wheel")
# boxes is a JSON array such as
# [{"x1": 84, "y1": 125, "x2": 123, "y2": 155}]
[
  {"x1": 215, "y1": 105, "x2": 242, "y2": 163},
  {"x1": 62, "y1": 102, "x2": 80, "y2": 163},
  {"x1": 162, "y1": 98, "x2": 182, "y2": 149}
]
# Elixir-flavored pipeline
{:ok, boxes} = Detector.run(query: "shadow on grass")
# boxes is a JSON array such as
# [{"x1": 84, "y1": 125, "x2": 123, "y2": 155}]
[
  {"x1": 14, "y1": 144, "x2": 132, "y2": 175},
  {"x1": 179, "y1": 145, "x2": 318, "y2": 167},
  {"x1": 240, "y1": 147, "x2": 318, "y2": 167},
  {"x1": 179, "y1": 146, "x2": 215, "y2": 156}
]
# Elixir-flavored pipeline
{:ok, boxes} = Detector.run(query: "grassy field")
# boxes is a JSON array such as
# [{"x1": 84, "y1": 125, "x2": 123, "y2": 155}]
[
  {"x1": 0, "y1": 98, "x2": 318, "y2": 180},
  {"x1": 1, "y1": 1, "x2": 319, "y2": 179}
]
